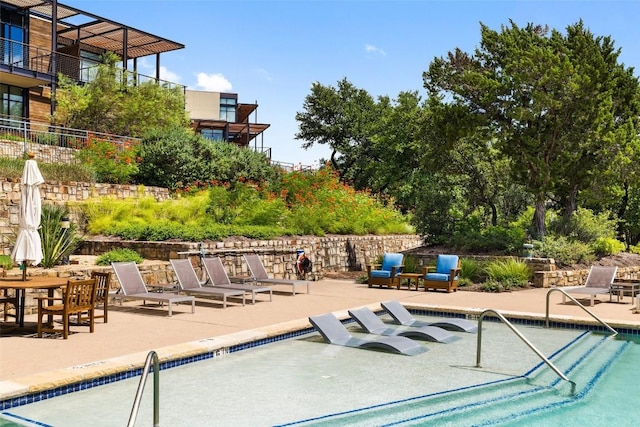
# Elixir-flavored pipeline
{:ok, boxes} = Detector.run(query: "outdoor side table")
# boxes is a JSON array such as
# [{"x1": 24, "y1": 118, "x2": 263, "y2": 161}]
[
  {"x1": 397, "y1": 273, "x2": 422, "y2": 291},
  {"x1": 611, "y1": 280, "x2": 640, "y2": 307}
]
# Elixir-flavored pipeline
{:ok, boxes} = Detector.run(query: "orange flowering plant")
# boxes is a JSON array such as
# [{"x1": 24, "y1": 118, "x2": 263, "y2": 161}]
[{"x1": 75, "y1": 134, "x2": 140, "y2": 183}]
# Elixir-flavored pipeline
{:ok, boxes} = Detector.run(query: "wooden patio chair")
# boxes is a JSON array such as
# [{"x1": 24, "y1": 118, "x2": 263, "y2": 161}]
[
  {"x1": 91, "y1": 271, "x2": 112, "y2": 323},
  {"x1": 1, "y1": 289, "x2": 18, "y2": 323},
  {"x1": 37, "y1": 278, "x2": 97, "y2": 339}
]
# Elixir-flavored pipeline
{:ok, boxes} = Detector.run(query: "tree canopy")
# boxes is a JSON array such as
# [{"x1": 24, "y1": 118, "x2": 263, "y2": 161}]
[
  {"x1": 51, "y1": 52, "x2": 190, "y2": 137},
  {"x1": 423, "y1": 20, "x2": 640, "y2": 238},
  {"x1": 295, "y1": 20, "x2": 640, "y2": 248}
]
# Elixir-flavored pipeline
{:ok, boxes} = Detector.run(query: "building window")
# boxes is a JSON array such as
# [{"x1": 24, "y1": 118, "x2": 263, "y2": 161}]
[
  {"x1": 219, "y1": 97, "x2": 236, "y2": 122},
  {"x1": 79, "y1": 50, "x2": 101, "y2": 82},
  {"x1": 1, "y1": 8, "x2": 26, "y2": 68},
  {"x1": 0, "y1": 84, "x2": 25, "y2": 120},
  {"x1": 201, "y1": 129, "x2": 224, "y2": 141}
]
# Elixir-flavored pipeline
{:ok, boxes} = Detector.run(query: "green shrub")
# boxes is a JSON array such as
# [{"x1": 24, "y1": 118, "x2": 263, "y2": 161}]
[
  {"x1": 629, "y1": 244, "x2": 640, "y2": 255},
  {"x1": 549, "y1": 208, "x2": 618, "y2": 242},
  {"x1": 96, "y1": 248, "x2": 143, "y2": 266},
  {"x1": 402, "y1": 254, "x2": 419, "y2": 273},
  {"x1": 460, "y1": 258, "x2": 480, "y2": 282},
  {"x1": 0, "y1": 132, "x2": 23, "y2": 142},
  {"x1": 0, "y1": 158, "x2": 95, "y2": 183},
  {"x1": 136, "y1": 127, "x2": 278, "y2": 190},
  {"x1": 80, "y1": 169, "x2": 413, "y2": 241},
  {"x1": 481, "y1": 279, "x2": 509, "y2": 292},
  {"x1": 451, "y1": 223, "x2": 525, "y2": 254},
  {"x1": 0, "y1": 254, "x2": 13, "y2": 270},
  {"x1": 535, "y1": 236, "x2": 594, "y2": 267},
  {"x1": 35, "y1": 133, "x2": 59, "y2": 146},
  {"x1": 591, "y1": 237, "x2": 625, "y2": 257},
  {"x1": 39, "y1": 204, "x2": 82, "y2": 268},
  {"x1": 484, "y1": 258, "x2": 530, "y2": 289}
]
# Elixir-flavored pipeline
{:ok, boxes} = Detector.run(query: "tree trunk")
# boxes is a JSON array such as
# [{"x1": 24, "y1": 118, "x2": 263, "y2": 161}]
[
  {"x1": 489, "y1": 202, "x2": 498, "y2": 226},
  {"x1": 531, "y1": 198, "x2": 546, "y2": 239},
  {"x1": 617, "y1": 181, "x2": 630, "y2": 247},
  {"x1": 560, "y1": 184, "x2": 579, "y2": 230}
]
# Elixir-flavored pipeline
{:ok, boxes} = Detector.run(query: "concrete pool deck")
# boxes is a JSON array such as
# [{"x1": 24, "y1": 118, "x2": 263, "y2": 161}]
[{"x1": 1, "y1": 278, "x2": 640, "y2": 402}]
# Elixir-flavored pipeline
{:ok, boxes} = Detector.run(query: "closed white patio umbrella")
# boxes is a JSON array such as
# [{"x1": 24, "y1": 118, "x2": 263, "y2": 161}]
[{"x1": 11, "y1": 153, "x2": 44, "y2": 281}]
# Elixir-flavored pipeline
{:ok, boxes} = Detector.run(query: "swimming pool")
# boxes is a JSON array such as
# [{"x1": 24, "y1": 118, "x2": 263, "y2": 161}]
[{"x1": 1, "y1": 311, "x2": 638, "y2": 426}]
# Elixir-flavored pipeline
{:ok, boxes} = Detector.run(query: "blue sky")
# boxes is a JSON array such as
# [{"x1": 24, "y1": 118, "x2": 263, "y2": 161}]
[{"x1": 63, "y1": 0, "x2": 640, "y2": 167}]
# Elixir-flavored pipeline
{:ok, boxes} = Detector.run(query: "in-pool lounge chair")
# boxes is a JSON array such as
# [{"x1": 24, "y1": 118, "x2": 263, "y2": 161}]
[
  {"x1": 169, "y1": 259, "x2": 246, "y2": 308},
  {"x1": 381, "y1": 300, "x2": 478, "y2": 333},
  {"x1": 201, "y1": 257, "x2": 272, "y2": 304},
  {"x1": 111, "y1": 262, "x2": 195, "y2": 316},
  {"x1": 308, "y1": 312, "x2": 426, "y2": 356},
  {"x1": 348, "y1": 306, "x2": 458, "y2": 343},
  {"x1": 366, "y1": 252, "x2": 404, "y2": 289},
  {"x1": 243, "y1": 254, "x2": 309, "y2": 295},
  {"x1": 564, "y1": 266, "x2": 618, "y2": 307}
]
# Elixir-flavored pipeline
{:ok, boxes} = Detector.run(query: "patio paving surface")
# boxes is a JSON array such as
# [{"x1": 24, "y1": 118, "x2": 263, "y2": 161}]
[{"x1": 1, "y1": 278, "x2": 639, "y2": 400}]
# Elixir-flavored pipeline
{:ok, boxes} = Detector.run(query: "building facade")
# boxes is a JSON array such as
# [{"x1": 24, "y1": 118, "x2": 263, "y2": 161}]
[
  {"x1": 185, "y1": 90, "x2": 270, "y2": 151},
  {"x1": 1, "y1": 0, "x2": 183, "y2": 122}
]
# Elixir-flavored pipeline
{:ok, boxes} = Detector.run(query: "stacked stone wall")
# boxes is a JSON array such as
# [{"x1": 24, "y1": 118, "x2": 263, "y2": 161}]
[
  {"x1": 533, "y1": 266, "x2": 640, "y2": 288},
  {"x1": 78, "y1": 234, "x2": 424, "y2": 279},
  {"x1": 0, "y1": 179, "x2": 170, "y2": 255}
]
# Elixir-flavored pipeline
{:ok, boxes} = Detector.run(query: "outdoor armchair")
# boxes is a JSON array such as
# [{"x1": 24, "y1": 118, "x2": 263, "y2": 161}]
[
  {"x1": 367, "y1": 253, "x2": 404, "y2": 289},
  {"x1": 422, "y1": 255, "x2": 460, "y2": 293}
]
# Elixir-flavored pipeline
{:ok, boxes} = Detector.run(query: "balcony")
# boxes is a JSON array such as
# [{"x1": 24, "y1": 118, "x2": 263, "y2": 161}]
[{"x1": 1, "y1": 37, "x2": 183, "y2": 90}]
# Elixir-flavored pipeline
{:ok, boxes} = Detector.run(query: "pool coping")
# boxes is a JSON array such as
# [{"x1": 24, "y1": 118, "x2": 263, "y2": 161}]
[{"x1": 1, "y1": 302, "x2": 639, "y2": 410}]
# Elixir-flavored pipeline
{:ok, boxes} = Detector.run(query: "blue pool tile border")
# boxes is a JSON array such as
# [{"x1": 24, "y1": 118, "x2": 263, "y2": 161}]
[
  {"x1": 1, "y1": 310, "x2": 638, "y2": 411},
  {"x1": 0, "y1": 327, "x2": 316, "y2": 411}
]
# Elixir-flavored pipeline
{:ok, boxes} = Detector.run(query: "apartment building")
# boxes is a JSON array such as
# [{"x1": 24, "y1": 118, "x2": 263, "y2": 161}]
[{"x1": 1, "y1": 1, "x2": 269, "y2": 153}]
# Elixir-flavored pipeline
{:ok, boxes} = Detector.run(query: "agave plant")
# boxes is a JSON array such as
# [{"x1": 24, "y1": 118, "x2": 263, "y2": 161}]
[{"x1": 39, "y1": 204, "x2": 82, "y2": 268}]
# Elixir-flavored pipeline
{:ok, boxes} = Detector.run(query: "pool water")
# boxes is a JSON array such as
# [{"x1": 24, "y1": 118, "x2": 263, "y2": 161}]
[{"x1": 1, "y1": 314, "x2": 638, "y2": 426}]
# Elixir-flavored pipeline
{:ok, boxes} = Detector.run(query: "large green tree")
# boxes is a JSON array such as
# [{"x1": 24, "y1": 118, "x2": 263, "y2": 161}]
[
  {"x1": 295, "y1": 79, "x2": 426, "y2": 209},
  {"x1": 423, "y1": 20, "x2": 640, "y2": 238},
  {"x1": 52, "y1": 52, "x2": 189, "y2": 137}
]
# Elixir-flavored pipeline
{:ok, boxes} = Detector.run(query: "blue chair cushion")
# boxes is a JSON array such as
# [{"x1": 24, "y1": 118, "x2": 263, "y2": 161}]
[
  {"x1": 435, "y1": 255, "x2": 459, "y2": 274},
  {"x1": 370, "y1": 270, "x2": 392, "y2": 278},
  {"x1": 381, "y1": 253, "x2": 404, "y2": 272},
  {"x1": 425, "y1": 273, "x2": 450, "y2": 282}
]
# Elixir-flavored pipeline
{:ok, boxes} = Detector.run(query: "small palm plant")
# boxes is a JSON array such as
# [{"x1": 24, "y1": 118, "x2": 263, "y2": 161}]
[{"x1": 39, "y1": 204, "x2": 82, "y2": 268}]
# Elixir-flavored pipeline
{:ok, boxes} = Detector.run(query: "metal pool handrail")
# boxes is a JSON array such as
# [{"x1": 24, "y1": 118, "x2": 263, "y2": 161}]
[
  {"x1": 128, "y1": 351, "x2": 160, "y2": 427},
  {"x1": 545, "y1": 288, "x2": 617, "y2": 335},
  {"x1": 476, "y1": 309, "x2": 576, "y2": 392}
]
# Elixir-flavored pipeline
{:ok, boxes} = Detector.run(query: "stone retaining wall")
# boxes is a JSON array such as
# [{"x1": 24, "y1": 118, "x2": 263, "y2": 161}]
[
  {"x1": 79, "y1": 234, "x2": 425, "y2": 279},
  {"x1": 533, "y1": 266, "x2": 640, "y2": 288},
  {"x1": 0, "y1": 179, "x2": 170, "y2": 254}
]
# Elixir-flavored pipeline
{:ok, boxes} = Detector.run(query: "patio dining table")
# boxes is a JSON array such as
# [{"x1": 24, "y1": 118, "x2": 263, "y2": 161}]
[{"x1": 0, "y1": 276, "x2": 68, "y2": 328}]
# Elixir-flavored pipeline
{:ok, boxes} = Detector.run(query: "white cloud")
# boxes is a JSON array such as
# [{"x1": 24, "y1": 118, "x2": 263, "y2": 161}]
[
  {"x1": 365, "y1": 44, "x2": 386, "y2": 56},
  {"x1": 159, "y1": 66, "x2": 181, "y2": 84},
  {"x1": 195, "y1": 73, "x2": 233, "y2": 92},
  {"x1": 134, "y1": 58, "x2": 181, "y2": 84},
  {"x1": 256, "y1": 67, "x2": 273, "y2": 82}
]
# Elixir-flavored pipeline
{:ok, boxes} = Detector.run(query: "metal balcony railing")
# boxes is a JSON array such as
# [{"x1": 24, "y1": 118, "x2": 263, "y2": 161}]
[
  {"x1": 0, "y1": 116, "x2": 139, "y2": 165},
  {"x1": 1, "y1": 37, "x2": 183, "y2": 89}
]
